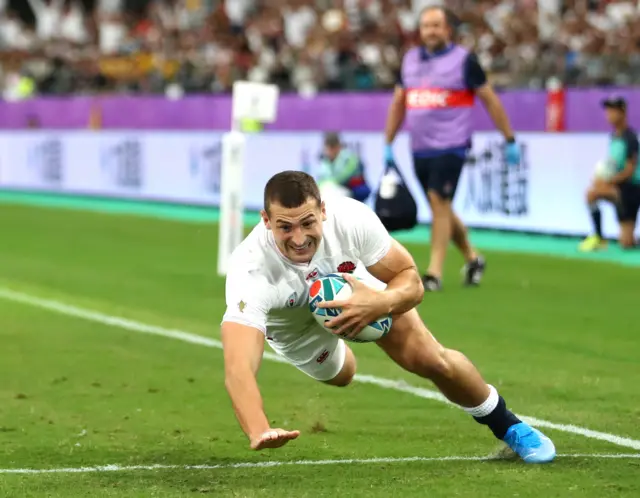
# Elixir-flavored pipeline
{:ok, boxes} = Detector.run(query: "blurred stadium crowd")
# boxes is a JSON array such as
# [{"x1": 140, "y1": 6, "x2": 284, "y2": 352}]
[{"x1": 1, "y1": 0, "x2": 640, "y2": 98}]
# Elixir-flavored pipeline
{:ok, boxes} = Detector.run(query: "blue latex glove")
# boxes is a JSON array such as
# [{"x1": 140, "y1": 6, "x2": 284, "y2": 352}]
[
  {"x1": 384, "y1": 144, "x2": 394, "y2": 163},
  {"x1": 504, "y1": 140, "x2": 521, "y2": 167}
]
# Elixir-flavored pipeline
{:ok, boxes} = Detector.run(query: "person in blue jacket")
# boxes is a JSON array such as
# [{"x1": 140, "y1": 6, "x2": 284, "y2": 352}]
[{"x1": 317, "y1": 132, "x2": 371, "y2": 202}]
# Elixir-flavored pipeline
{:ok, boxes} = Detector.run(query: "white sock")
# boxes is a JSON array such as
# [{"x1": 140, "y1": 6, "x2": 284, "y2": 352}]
[{"x1": 463, "y1": 385, "x2": 499, "y2": 418}]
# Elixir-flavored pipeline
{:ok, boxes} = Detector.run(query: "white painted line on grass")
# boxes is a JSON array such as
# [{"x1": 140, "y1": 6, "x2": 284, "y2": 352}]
[
  {"x1": 1, "y1": 453, "x2": 639, "y2": 475},
  {"x1": 2, "y1": 287, "x2": 640, "y2": 452}
]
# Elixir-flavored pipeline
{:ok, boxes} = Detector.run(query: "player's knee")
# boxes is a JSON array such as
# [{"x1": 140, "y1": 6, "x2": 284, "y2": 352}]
[
  {"x1": 619, "y1": 223, "x2": 636, "y2": 248},
  {"x1": 427, "y1": 191, "x2": 449, "y2": 212},
  {"x1": 330, "y1": 372, "x2": 354, "y2": 387},
  {"x1": 324, "y1": 350, "x2": 356, "y2": 387},
  {"x1": 325, "y1": 368, "x2": 355, "y2": 387},
  {"x1": 620, "y1": 236, "x2": 635, "y2": 249}
]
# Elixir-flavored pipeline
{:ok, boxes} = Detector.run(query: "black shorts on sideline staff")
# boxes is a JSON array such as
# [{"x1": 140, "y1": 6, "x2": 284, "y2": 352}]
[
  {"x1": 413, "y1": 153, "x2": 465, "y2": 201},
  {"x1": 616, "y1": 181, "x2": 640, "y2": 223}
]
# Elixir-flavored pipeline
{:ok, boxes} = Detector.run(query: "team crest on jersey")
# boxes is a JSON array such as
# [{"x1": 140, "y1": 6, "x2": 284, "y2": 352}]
[
  {"x1": 286, "y1": 292, "x2": 297, "y2": 308},
  {"x1": 337, "y1": 261, "x2": 356, "y2": 273}
]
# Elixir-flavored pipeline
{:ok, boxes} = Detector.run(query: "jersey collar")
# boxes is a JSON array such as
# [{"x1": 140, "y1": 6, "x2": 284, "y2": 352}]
[
  {"x1": 612, "y1": 126, "x2": 630, "y2": 137},
  {"x1": 420, "y1": 43, "x2": 455, "y2": 61}
]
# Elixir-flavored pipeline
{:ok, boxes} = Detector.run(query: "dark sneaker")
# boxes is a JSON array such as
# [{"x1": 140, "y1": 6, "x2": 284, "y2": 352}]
[
  {"x1": 422, "y1": 274, "x2": 443, "y2": 292},
  {"x1": 462, "y1": 257, "x2": 486, "y2": 286}
]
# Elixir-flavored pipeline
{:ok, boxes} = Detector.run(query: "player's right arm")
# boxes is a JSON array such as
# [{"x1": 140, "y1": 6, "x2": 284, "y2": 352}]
[
  {"x1": 385, "y1": 84, "x2": 407, "y2": 146},
  {"x1": 221, "y1": 268, "x2": 300, "y2": 450},
  {"x1": 467, "y1": 53, "x2": 515, "y2": 143},
  {"x1": 609, "y1": 132, "x2": 639, "y2": 185},
  {"x1": 221, "y1": 322, "x2": 270, "y2": 443}
]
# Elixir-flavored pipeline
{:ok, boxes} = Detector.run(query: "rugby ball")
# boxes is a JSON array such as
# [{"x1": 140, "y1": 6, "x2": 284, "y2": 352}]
[
  {"x1": 594, "y1": 159, "x2": 616, "y2": 180},
  {"x1": 308, "y1": 274, "x2": 392, "y2": 343}
]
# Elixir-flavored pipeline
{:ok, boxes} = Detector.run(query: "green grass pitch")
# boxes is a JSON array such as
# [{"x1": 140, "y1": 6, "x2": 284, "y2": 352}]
[{"x1": 0, "y1": 203, "x2": 639, "y2": 497}]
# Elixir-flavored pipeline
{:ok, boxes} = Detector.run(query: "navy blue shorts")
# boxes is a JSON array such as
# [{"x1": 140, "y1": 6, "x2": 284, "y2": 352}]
[
  {"x1": 616, "y1": 182, "x2": 640, "y2": 223},
  {"x1": 413, "y1": 154, "x2": 465, "y2": 201}
]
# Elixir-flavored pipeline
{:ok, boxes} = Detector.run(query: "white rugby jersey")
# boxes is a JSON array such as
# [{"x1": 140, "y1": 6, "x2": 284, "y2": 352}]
[{"x1": 221, "y1": 197, "x2": 392, "y2": 349}]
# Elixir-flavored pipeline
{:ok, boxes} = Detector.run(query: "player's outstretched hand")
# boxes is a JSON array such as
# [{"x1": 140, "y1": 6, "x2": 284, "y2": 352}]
[
  {"x1": 250, "y1": 429, "x2": 300, "y2": 450},
  {"x1": 319, "y1": 273, "x2": 386, "y2": 338}
]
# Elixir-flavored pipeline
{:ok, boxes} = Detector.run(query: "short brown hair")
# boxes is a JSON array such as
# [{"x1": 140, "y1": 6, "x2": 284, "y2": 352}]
[
  {"x1": 323, "y1": 132, "x2": 341, "y2": 148},
  {"x1": 263, "y1": 171, "x2": 321, "y2": 214}
]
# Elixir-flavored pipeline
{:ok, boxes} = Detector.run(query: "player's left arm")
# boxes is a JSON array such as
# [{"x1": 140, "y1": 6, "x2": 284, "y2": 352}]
[
  {"x1": 366, "y1": 239, "x2": 424, "y2": 315},
  {"x1": 350, "y1": 200, "x2": 423, "y2": 314},
  {"x1": 320, "y1": 200, "x2": 423, "y2": 334},
  {"x1": 609, "y1": 133, "x2": 639, "y2": 184},
  {"x1": 467, "y1": 53, "x2": 515, "y2": 142}
]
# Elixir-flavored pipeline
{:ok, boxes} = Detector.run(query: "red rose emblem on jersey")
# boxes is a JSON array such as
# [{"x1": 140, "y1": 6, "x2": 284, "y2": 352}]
[{"x1": 337, "y1": 261, "x2": 356, "y2": 273}]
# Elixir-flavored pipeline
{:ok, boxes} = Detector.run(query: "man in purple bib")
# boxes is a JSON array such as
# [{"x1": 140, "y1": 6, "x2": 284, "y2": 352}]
[{"x1": 384, "y1": 6, "x2": 521, "y2": 292}]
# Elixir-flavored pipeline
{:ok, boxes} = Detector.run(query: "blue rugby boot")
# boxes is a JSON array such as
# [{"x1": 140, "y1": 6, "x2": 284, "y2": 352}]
[{"x1": 503, "y1": 422, "x2": 556, "y2": 463}]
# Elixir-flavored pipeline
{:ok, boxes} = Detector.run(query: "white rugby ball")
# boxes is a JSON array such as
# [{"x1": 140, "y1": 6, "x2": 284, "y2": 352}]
[
  {"x1": 594, "y1": 159, "x2": 616, "y2": 180},
  {"x1": 308, "y1": 274, "x2": 392, "y2": 343}
]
